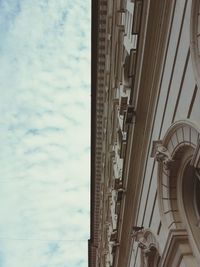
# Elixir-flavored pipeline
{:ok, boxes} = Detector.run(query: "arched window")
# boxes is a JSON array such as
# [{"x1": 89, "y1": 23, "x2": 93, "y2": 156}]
[
  {"x1": 194, "y1": 170, "x2": 200, "y2": 219},
  {"x1": 182, "y1": 162, "x2": 200, "y2": 259},
  {"x1": 151, "y1": 120, "x2": 200, "y2": 266}
]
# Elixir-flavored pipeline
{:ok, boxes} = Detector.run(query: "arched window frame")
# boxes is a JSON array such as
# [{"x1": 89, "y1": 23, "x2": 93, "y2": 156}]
[{"x1": 151, "y1": 120, "x2": 200, "y2": 266}]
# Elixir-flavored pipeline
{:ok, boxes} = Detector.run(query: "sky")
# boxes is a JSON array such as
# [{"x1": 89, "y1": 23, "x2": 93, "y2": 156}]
[{"x1": 0, "y1": 0, "x2": 90, "y2": 266}]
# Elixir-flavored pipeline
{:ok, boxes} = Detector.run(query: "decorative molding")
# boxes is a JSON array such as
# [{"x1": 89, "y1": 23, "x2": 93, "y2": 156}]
[
  {"x1": 155, "y1": 120, "x2": 200, "y2": 232},
  {"x1": 151, "y1": 120, "x2": 200, "y2": 266},
  {"x1": 90, "y1": 0, "x2": 109, "y2": 266},
  {"x1": 160, "y1": 229, "x2": 198, "y2": 267}
]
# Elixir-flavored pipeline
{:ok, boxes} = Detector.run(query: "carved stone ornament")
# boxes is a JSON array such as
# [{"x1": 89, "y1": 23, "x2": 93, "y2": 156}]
[
  {"x1": 134, "y1": 230, "x2": 156, "y2": 250},
  {"x1": 151, "y1": 140, "x2": 173, "y2": 169},
  {"x1": 134, "y1": 230, "x2": 159, "y2": 267}
]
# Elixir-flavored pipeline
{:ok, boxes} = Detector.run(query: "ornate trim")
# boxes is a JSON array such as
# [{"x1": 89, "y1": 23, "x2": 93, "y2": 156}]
[
  {"x1": 152, "y1": 120, "x2": 200, "y2": 231},
  {"x1": 160, "y1": 229, "x2": 198, "y2": 267},
  {"x1": 151, "y1": 120, "x2": 200, "y2": 266}
]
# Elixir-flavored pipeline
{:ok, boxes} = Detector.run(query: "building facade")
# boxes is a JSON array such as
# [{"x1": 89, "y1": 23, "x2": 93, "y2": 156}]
[{"x1": 89, "y1": 0, "x2": 200, "y2": 266}]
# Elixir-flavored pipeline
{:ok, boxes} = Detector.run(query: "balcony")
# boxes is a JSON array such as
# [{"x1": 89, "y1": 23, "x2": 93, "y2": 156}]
[
  {"x1": 117, "y1": 128, "x2": 127, "y2": 159},
  {"x1": 119, "y1": 96, "x2": 128, "y2": 115},
  {"x1": 124, "y1": 105, "x2": 136, "y2": 124},
  {"x1": 110, "y1": 230, "x2": 118, "y2": 242},
  {"x1": 113, "y1": 178, "x2": 123, "y2": 190},
  {"x1": 132, "y1": 0, "x2": 142, "y2": 34}
]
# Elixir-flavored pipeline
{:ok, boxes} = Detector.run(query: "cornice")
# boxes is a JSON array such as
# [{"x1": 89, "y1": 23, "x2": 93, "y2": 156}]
[
  {"x1": 90, "y1": 0, "x2": 127, "y2": 266},
  {"x1": 89, "y1": 0, "x2": 109, "y2": 266}
]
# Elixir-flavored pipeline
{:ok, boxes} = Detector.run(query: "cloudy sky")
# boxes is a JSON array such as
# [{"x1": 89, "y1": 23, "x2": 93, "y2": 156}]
[{"x1": 0, "y1": 0, "x2": 90, "y2": 266}]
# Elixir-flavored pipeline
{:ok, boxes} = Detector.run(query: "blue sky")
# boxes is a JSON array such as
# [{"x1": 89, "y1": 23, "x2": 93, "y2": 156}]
[{"x1": 0, "y1": 0, "x2": 90, "y2": 266}]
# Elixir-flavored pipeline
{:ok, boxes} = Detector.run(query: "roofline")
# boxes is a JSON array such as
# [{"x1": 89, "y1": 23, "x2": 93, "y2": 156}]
[{"x1": 88, "y1": 0, "x2": 99, "y2": 265}]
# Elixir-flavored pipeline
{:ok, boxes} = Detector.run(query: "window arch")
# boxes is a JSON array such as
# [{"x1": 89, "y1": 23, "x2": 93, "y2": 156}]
[
  {"x1": 151, "y1": 120, "x2": 200, "y2": 266},
  {"x1": 181, "y1": 161, "x2": 200, "y2": 262}
]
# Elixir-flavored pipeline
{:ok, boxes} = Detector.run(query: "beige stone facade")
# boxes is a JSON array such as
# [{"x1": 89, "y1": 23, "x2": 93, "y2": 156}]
[{"x1": 89, "y1": 0, "x2": 200, "y2": 266}]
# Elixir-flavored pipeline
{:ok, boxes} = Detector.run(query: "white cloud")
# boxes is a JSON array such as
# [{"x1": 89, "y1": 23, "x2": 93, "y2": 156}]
[{"x1": 0, "y1": 0, "x2": 90, "y2": 266}]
